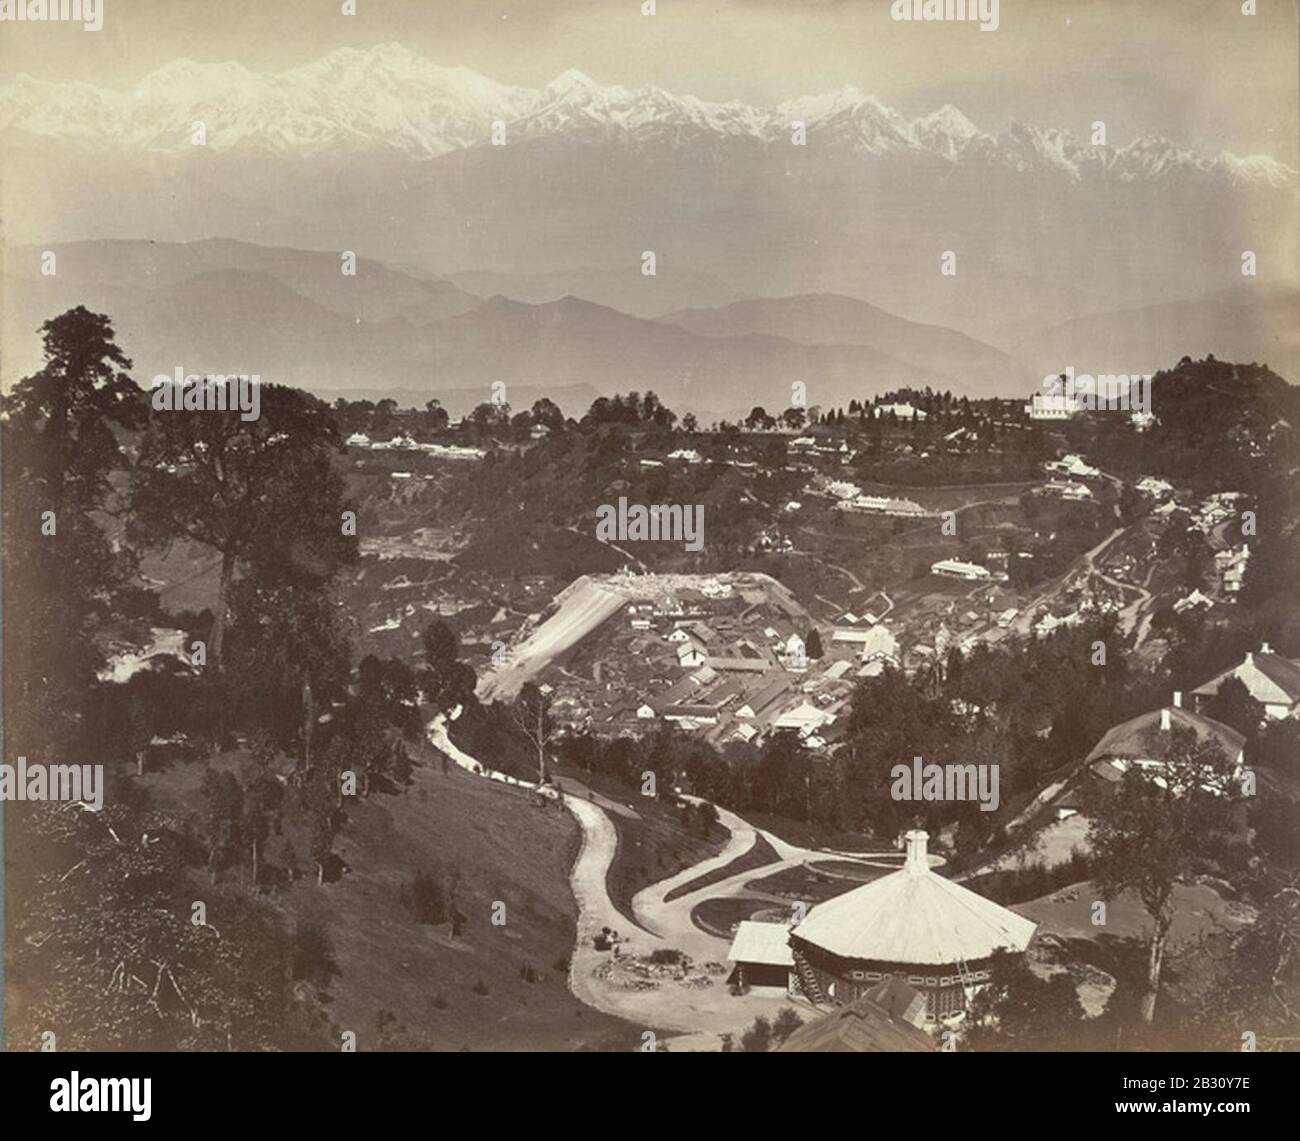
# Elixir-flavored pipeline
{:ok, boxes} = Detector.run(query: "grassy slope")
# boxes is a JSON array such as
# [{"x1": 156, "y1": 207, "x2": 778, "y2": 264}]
[{"x1": 140, "y1": 746, "x2": 641, "y2": 1051}]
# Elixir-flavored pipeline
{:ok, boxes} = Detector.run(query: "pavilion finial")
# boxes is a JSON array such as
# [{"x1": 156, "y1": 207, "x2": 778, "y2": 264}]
[{"x1": 904, "y1": 830, "x2": 929, "y2": 873}]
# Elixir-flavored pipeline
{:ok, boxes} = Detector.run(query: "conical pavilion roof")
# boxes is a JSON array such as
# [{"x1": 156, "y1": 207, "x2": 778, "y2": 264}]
[{"x1": 790, "y1": 831, "x2": 1036, "y2": 966}]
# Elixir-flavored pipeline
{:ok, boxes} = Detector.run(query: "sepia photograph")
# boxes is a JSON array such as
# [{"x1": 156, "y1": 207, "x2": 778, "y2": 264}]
[{"x1": 0, "y1": 0, "x2": 1296, "y2": 1119}]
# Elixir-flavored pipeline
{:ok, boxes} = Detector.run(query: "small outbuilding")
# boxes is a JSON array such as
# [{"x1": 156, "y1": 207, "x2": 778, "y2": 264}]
[{"x1": 727, "y1": 920, "x2": 795, "y2": 991}]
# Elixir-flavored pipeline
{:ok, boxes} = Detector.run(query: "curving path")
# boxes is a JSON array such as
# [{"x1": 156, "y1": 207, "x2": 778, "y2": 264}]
[
  {"x1": 426, "y1": 713, "x2": 935, "y2": 1047},
  {"x1": 631, "y1": 802, "x2": 936, "y2": 962}
]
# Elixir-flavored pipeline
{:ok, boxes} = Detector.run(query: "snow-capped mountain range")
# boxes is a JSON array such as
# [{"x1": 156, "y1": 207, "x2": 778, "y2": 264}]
[{"x1": 2, "y1": 43, "x2": 1292, "y2": 186}]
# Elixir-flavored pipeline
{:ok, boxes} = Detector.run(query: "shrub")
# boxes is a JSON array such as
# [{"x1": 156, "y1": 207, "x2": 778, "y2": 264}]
[
  {"x1": 649, "y1": 948, "x2": 686, "y2": 966},
  {"x1": 772, "y1": 1008, "x2": 804, "y2": 1044},
  {"x1": 291, "y1": 920, "x2": 339, "y2": 987},
  {"x1": 400, "y1": 869, "x2": 448, "y2": 925},
  {"x1": 740, "y1": 1016, "x2": 772, "y2": 1052}
]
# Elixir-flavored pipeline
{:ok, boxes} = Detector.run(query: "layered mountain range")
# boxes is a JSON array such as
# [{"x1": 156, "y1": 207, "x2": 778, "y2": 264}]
[
  {"x1": 8, "y1": 239, "x2": 1295, "y2": 422},
  {"x1": 3, "y1": 45, "x2": 1296, "y2": 400},
  {"x1": 3, "y1": 239, "x2": 1028, "y2": 419}
]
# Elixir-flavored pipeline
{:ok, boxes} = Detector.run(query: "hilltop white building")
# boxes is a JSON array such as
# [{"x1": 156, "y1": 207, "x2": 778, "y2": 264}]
[
  {"x1": 1026, "y1": 392, "x2": 1079, "y2": 420},
  {"x1": 873, "y1": 403, "x2": 928, "y2": 421}
]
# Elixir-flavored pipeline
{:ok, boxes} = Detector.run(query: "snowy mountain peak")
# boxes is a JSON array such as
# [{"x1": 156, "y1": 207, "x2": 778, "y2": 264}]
[
  {"x1": 135, "y1": 58, "x2": 258, "y2": 95},
  {"x1": 0, "y1": 45, "x2": 1292, "y2": 187},
  {"x1": 915, "y1": 104, "x2": 981, "y2": 140},
  {"x1": 546, "y1": 68, "x2": 600, "y2": 95}
]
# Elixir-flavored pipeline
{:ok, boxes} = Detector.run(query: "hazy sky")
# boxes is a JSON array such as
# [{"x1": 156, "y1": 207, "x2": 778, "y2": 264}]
[{"x1": 2, "y1": 0, "x2": 1297, "y2": 162}]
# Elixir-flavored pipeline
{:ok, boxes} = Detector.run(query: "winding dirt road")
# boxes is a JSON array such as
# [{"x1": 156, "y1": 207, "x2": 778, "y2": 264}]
[{"x1": 428, "y1": 714, "x2": 935, "y2": 1047}]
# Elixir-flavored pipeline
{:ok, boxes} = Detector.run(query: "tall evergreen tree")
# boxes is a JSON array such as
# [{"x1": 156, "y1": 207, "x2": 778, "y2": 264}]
[{"x1": 1, "y1": 308, "x2": 145, "y2": 756}]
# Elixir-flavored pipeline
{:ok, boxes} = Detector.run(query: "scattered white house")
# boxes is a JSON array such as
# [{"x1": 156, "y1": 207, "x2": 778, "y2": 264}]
[
  {"x1": 1217, "y1": 546, "x2": 1250, "y2": 595},
  {"x1": 667, "y1": 448, "x2": 703, "y2": 464},
  {"x1": 832, "y1": 627, "x2": 872, "y2": 644},
  {"x1": 1035, "y1": 610, "x2": 1083, "y2": 636},
  {"x1": 417, "y1": 443, "x2": 487, "y2": 460},
  {"x1": 874, "y1": 403, "x2": 928, "y2": 421},
  {"x1": 1173, "y1": 590, "x2": 1213, "y2": 614},
  {"x1": 676, "y1": 641, "x2": 707, "y2": 669},
  {"x1": 774, "y1": 700, "x2": 836, "y2": 734},
  {"x1": 763, "y1": 628, "x2": 807, "y2": 671},
  {"x1": 859, "y1": 624, "x2": 900, "y2": 666},
  {"x1": 735, "y1": 678, "x2": 795, "y2": 722},
  {"x1": 1046, "y1": 454, "x2": 1101, "y2": 479},
  {"x1": 838, "y1": 494, "x2": 929, "y2": 518},
  {"x1": 1080, "y1": 692, "x2": 1246, "y2": 791},
  {"x1": 931, "y1": 558, "x2": 992, "y2": 581},
  {"x1": 1192, "y1": 643, "x2": 1300, "y2": 720},
  {"x1": 345, "y1": 432, "x2": 372, "y2": 447},
  {"x1": 1136, "y1": 476, "x2": 1174, "y2": 499},
  {"x1": 1043, "y1": 480, "x2": 1093, "y2": 501},
  {"x1": 777, "y1": 631, "x2": 806, "y2": 660},
  {"x1": 1193, "y1": 492, "x2": 1244, "y2": 534}
]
